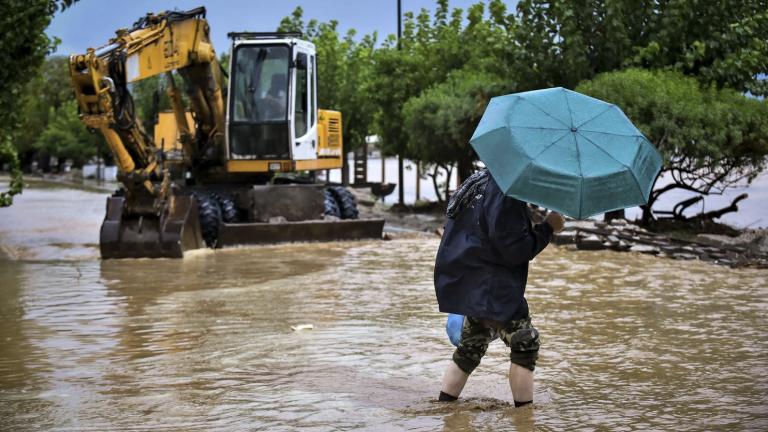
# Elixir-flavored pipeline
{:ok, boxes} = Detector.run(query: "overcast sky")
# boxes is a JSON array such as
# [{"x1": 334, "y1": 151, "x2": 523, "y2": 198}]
[{"x1": 47, "y1": 0, "x2": 518, "y2": 56}]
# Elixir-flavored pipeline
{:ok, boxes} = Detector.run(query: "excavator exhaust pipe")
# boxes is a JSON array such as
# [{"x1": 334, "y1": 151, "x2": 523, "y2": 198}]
[{"x1": 100, "y1": 194, "x2": 204, "y2": 259}]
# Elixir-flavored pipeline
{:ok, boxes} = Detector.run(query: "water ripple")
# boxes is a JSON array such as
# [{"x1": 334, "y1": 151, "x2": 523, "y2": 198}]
[{"x1": 1, "y1": 238, "x2": 767, "y2": 431}]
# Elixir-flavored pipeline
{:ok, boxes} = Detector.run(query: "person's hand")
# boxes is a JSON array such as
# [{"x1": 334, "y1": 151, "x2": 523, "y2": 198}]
[{"x1": 544, "y1": 211, "x2": 565, "y2": 233}]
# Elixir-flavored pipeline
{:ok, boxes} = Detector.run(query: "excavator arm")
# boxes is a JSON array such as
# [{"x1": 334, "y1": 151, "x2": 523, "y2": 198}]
[
  {"x1": 69, "y1": 6, "x2": 226, "y2": 258},
  {"x1": 69, "y1": 6, "x2": 225, "y2": 214}
]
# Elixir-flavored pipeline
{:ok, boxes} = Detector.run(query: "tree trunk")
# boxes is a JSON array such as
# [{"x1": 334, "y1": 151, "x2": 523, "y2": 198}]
[
  {"x1": 341, "y1": 149, "x2": 349, "y2": 186},
  {"x1": 444, "y1": 164, "x2": 454, "y2": 201},
  {"x1": 640, "y1": 188, "x2": 661, "y2": 225},
  {"x1": 640, "y1": 204, "x2": 654, "y2": 226},
  {"x1": 431, "y1": 165, "x2": 443, "y2": 202},
  {"x1": 457, "y1": 157, "x2": 474, "y2": 185}
]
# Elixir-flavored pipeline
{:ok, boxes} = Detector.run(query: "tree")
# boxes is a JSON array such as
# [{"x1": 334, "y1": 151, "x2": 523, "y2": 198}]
[
  {"x1": 275, "y1": 0, "x2": 768, "y2": 208},
  {"x1": 403, "y1": 68, "x2": 512, "y2": 200},
  {"x1": 35, "y1": 100, "x2": 102, "y2": 168},
  {"x1": 0, "y1": 135, "x2": 22, "y2": 207},
  {"x1": 576, "y1": 68, "x2": 768, "y2": 224},
  {"x1": 370, "y1": 1, "x2": 516, "y2": 185},
  {"x1": 629, "y1": 0, "x2": 768, "y2": 97},
  {"x1": 0, "y1": 0, "x2": 78, "y2": 206},
  {"x1": 15, "y1": 56, "x2": 76, "y2": 168},
  {"x1": 512, "y1": 0, "x2": 768, "y2": 95}
]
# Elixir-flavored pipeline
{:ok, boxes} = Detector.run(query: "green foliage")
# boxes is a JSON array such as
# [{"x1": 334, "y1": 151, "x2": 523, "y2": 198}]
[
  {"x1": 0, "y1": 136, "x2": 23, "y2": 206},
  {"x1": 403, "y1": 69, "x2": 512, "y2": 180},
  {"x1": 628, "y1": 1, "x2": 768, "y2": 96},
  {"x1": 0, "y1": 0, "x2": 78, "y2": 206},
  {"x1": 0, "y1": 0, "x2": 58, "y2": 137},
  {"x1": 577, "y1": 68, "x2": 768, "y2": 221},
  {"x1": 130, "y1": 75, "x2": 174, "y2": 139},
  {"x1": 4, "y1": 0, "x2": 765, "y2": 211},
  {"x1": 35, "y1": 100, "x2": 101, "y2": 167},
  {"x1": 277, "y1": 0, "x2": 767, "y2": 204},
  {"x1": 15, "y1": 55, "x2": 108, "y2": 170},
  {"x1": 218, "y1": 51, "x2": 230, "y2": 75},
  {"x1": 514, "y1": 0, "x2": 768, "y2": 95},
  {"x1": 513, "y1": 0, "x2": 653, "y2": 89},
  {"x1": 14, "y1": 56, "x2": 74, "y2": 162},
  {"x1": 371, "y1": 0, "x2": 514, "y2": 163}
]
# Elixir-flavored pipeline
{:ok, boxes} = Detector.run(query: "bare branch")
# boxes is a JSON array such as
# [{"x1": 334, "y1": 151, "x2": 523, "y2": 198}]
[{"x1": 691, "y1": 193, "x2": 749, "y2": 221}]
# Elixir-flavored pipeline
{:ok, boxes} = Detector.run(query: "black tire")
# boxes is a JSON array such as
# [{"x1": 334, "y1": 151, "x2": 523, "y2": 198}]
[
  {"x1": 211, "y1": 192, "x2": 238, "y2": 223},
  {"x1": 323, "y1": 188, "x2": 341, "y2": 218},
  {"x1": 194, "y1": 192, "x2": 222, "y2": 248},
  {"x1": 329, "y1": 186, "x2": 359, "y2": 220}
]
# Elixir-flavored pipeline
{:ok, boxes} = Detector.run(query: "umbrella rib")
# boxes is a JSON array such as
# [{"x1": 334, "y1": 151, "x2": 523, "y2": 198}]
[
  {"x1": 577, "y1": 132, "x2": 646, "y2": 199},
  {"x1": 579, "y1": 175, "x2": 584, "y2": 219},
  {"x1": 575, "y1": 132, "x2": 584, "y2": 218},
  {"x1": 508, "y1": 125, "x2": 569, "y2": 131},
  {"x1": 519, "y1": 97, "x2": 570, "y2": 128},
  {"x1": 562, "y1": 88, "x2": 575, "y2": 127},
  {"x1": 574, "y1": 104, "x2": 614, "y2": 129},
  {"x1": 531, "y1": 130, "x2": 571, "y2": 159},
  {"x1": 578, "y1": 129, "x2": 641, "y2": 137}
]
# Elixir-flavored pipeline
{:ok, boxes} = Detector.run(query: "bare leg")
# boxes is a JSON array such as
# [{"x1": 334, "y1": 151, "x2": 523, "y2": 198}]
[
  {"x1": 441, "y1": 361, "x2": 470, "y2": 398},
  {"x1": 508, "y1": 363, "x2": 533, "y2": 404}
]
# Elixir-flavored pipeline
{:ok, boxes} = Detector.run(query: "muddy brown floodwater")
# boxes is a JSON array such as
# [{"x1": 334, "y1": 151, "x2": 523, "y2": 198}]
[{"x1": 1, "y1": 183, "x2": 767, "y2": 431}]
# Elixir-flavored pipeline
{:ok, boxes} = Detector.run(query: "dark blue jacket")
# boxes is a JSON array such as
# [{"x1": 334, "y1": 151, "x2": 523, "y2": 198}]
[{"x1": 434, "y1": 178, "x2": 553, "y2": 322}]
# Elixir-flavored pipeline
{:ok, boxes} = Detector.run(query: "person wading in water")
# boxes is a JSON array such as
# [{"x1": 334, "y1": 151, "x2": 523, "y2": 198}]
[{"x1": 434, "y1": 169, "x2": 564, "y2": 407}]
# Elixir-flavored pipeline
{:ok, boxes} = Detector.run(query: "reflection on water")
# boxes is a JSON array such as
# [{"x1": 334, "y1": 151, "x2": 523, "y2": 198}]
[{"x1": 1, "y1": 186, "x2": 767, "y2": 431}]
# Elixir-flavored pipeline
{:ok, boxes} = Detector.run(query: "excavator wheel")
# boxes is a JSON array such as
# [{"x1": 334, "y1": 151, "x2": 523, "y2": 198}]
[
  {"x1": 212, "y1": 192, "x2": 239, "y2": 223},
  {"x1": 323, "y1": 188, "x2": 341, "y2": 218},
  {"x1": 194, "y1": 192, "x2": 222, "y2": 248},
  {"x1": 329, "y1": 186, "x2": 359, "y2": 220}
]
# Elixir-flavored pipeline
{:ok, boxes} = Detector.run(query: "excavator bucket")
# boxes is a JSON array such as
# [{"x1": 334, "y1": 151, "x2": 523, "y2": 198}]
[{"x1": 100, "y1": 194, "x2": 204, "y2": 259}]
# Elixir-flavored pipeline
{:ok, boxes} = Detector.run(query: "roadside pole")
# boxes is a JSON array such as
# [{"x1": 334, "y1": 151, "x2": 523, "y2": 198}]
[{"x1": 397, "y1": 0, "x2": 405, "y2": 206}]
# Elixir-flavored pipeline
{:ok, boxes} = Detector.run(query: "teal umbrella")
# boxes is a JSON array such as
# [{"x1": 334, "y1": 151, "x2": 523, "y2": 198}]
[{"x1": 470, "y1": 87, "x2": 663, "y2": 219}]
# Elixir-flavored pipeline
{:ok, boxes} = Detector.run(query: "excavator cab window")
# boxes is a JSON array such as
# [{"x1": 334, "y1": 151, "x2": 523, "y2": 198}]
[
  {"x1": 294, "y1": 52, "x2": 308, "y2": 138},
  {"x1": 229, "y1": 44, "x2": 290, "y2": 159},
  {"x1": 310, "y1": 55, "x2": 316, "y2": 128}
]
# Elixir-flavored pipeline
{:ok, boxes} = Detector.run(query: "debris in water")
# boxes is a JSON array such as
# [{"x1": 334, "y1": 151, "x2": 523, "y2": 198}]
[{"x1": 291, "y1": 324, "x2": 314, "y2": 331}]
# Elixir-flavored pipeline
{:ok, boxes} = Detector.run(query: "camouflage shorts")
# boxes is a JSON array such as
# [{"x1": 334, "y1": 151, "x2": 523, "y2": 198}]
[{"x1": 452, "y1": 316, "x2": 540, "y2": 374}]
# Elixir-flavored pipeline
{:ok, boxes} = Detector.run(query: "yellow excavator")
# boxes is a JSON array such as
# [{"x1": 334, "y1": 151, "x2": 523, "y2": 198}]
[{"x1": 69, "y1": 6, "x2": 383, "y2": 258}]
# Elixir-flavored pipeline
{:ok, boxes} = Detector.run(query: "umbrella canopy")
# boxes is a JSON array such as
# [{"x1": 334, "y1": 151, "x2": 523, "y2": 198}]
[{"x1": 470, "y1": 87, "x2": 663, "y2": 219}]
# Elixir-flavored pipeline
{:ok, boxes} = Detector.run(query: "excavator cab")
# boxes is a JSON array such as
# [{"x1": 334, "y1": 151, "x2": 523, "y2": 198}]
[{"x1": 226, "y1": 33, "x2": 325, "y2": 170}]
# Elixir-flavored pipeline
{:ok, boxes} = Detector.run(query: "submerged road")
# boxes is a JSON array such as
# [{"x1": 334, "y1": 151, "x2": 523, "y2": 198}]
[{"x1": 0, "y1": 183, "x2": 767, "y2": 430}]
